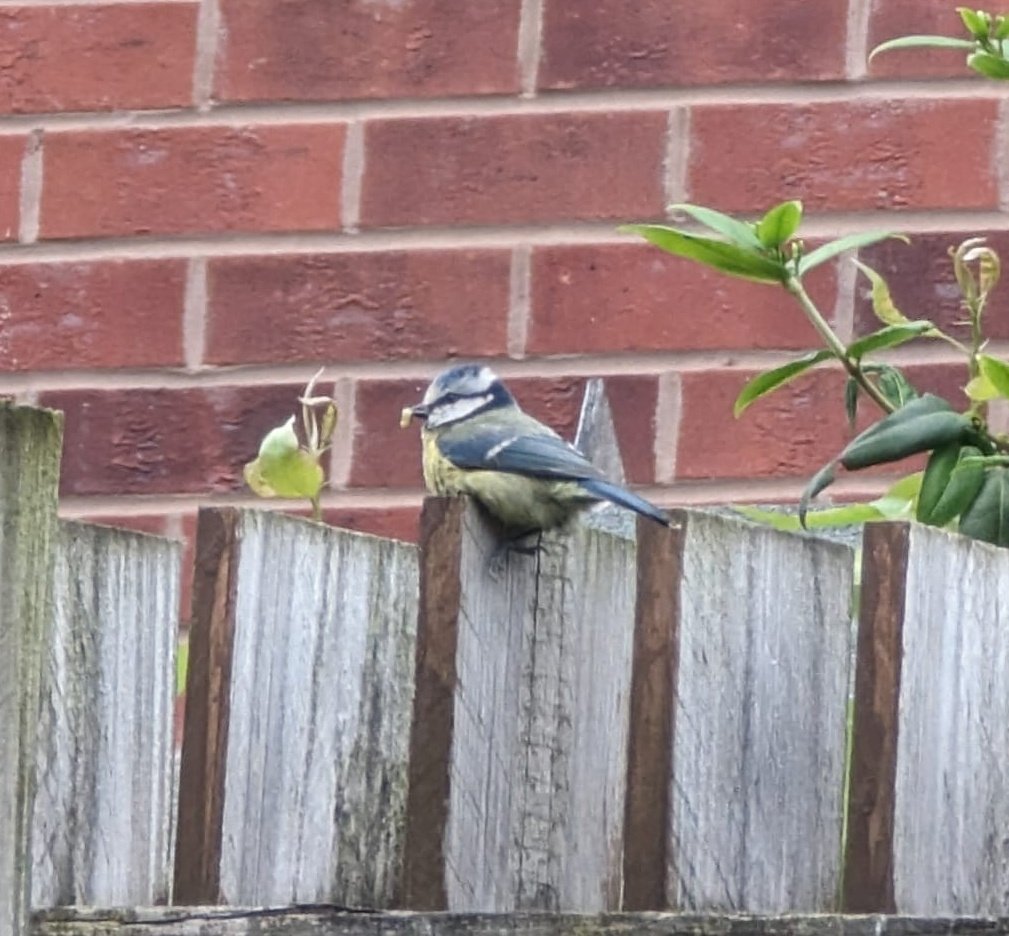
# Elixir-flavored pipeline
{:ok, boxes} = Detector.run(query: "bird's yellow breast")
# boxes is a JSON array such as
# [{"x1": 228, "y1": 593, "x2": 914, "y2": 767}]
[{"x1": 420, "y1": 430, "x2": 591, "y2": 531}]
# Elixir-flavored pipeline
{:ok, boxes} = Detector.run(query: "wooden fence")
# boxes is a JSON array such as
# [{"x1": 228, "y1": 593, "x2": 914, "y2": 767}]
[{"x1": 2, "y1": 396, "x2": 1009, "y2": 936}]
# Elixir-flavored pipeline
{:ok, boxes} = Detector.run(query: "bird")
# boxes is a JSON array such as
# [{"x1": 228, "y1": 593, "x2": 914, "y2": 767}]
[{"x1": 401, "y1": 363, "x2": 669, "y2": 537}]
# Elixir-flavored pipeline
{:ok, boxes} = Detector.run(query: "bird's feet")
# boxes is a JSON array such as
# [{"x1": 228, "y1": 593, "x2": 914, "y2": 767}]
[{"x1": 487, "y1": 528, "x2": 544, "y2": 577}]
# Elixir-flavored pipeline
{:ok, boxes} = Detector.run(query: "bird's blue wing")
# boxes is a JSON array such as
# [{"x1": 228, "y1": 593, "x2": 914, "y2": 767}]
[{"x1": 437, "y1": 429, "x2": 603, "y2": 481}]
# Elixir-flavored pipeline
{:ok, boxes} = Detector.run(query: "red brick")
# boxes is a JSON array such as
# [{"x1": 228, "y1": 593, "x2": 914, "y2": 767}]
[
  {"x1": 529, "y1": 244, "x2": 835, "y2": 355},
  {"x1": 322, "y1": 506, "x2": 421, "y2": 544},
  {"x1": 868, "y1": 1, "x2": 974, "y2": 79},
  {"x1": 688, "y1": 100, "x2": 998, "y2": 213},
  {"x1": 0, "y1": 135, "x2": 24, "y2": 240},
  {"x1": 361, "y1": 112, "x2": 667, "y2": 228},
  {"x1": 215, "y1": 0, "x2": 520, "y2": 102},
  {"x1": 206, "y1": 250, "x2": 511, "y2": 365},
  {"x1": 39, "y1": 124, "x2": 344, "y2": 239},
  {"x1": 540, "y1": 0, "x2": 846, "y2": 90},
  {"x1": 855, "y1": 231, "x2": 1009, "y2": 341},
  {"x1": 40, "y1": 384, "x2": 309, "y2": 495},
  {"x1": 0, "y1": 259, "x2": 186, "y2": 371},
  {"x1": 351, "y1": 373, "x2": 657, "y2": 488},
  {"x1": 677, "y1": 367, "x2": 850, "y2": 480},
  {"x1": 0, "y1": 3, "x2": 197, "y2": 114}
]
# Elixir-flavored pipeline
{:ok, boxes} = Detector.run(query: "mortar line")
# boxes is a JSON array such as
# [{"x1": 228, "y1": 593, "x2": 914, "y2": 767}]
[
  {"x1": 18, "y1": 130, "x2": 43, "y2": 244},
  {"x1": 183, "y1": 257, "x2": 208, "y2": 370},
  {"x1": 3, "y1": 208, "x2": 997, "y2": 264},
  {"x1": 508, "y1": 245, "x2": 532, "y2": 359},
  {"x1": 192, "y1": 0, "x2": 221, "y2": 111},
  {"x1": 653, "y1": 372, "x2": 682, "y2": 484},
  {"x1": 845, "y1": 0, "x2": 873, "y2": 82},
  {"x1": 517, "y1": 0, "x2": 545, "y2": 97},
  {"x1": 831, "y1": 252, "x2": 859, "y2": 344},
  {"x1": 997, "y1": 97, "x2": 1009, "y2": 214},
  {"x1": 340, "y1": 121, "x2": 365, "y2": 233},
  {"x1": 7, "y1": 340, "x2": 1000, "y2": 395},
  {"x1": 55, "y1": 472, "x2": 910, "y2": 519},
  {"x1": 327, "y1": 375, "x2": 357, "y2": 490},
  {"x1": 663, "y1": 107, "x2": 690, "y2": 211},
  {"x1": 0, "y1": 79, "x2": 1000, "y2": 132}
]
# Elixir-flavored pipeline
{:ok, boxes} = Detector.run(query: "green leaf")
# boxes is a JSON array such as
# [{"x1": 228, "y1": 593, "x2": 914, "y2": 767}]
[
  {"x1": 733, "y1": 350, "x2": 834, "y2": 417},
  {"x1": 665, "y1": 203, "x2": 764, "y2": 250},
  {"x1": 800, "y1": 461, "x2": 839, "y2": 527},
  {"x1": 979, "y1": 354, "x2": 1009, "y2": 398},
  {"x1": 965, "y1": 373, "x2": 1000, "y2": 402},
  {"x1": 968, "y1": 49, "x2": 1009, "y2": 78},
  {"x1": 735, "y1": 502, "x2": 884, "y2": 531},
  {"x1": 755, "y1": 200, "x2": 803, "y2": 249},
  {"x1": 846, "y1": 322, "x2": 934, "y2": 360},
  {"x1": 798, "y1": 232, "x2": 907, "y2": 276},
  {"x1": 176, "y1": 634, "x2": 189, "y2": 697},
  {"x1": 875, "y1": 471, "x2": 924, "y2": 518},
  {"x1": 244, "y1": 416, "x2": 325, "y2": 501},
  {"x1": 994, "y1": 14, "x2": 1009, "y2": 40},
  {"x1": 623, "y1": 224, "x2": 787, "y2": 283},
  {"x1": 853, "y1": 259, "x2": 909, "y2": 326},
  {"x1": 959, "y1": 7, "x2": 990, "y2": 39},
  {"x1": 869, "y1": 35, "x2": 977, "y2": 60},
  {"x1": 958, "y1": 466, "x2": 1009, "y2": 546},
  {"x1": 871, "y1": 364, "x2": 919, "y2": 409}
]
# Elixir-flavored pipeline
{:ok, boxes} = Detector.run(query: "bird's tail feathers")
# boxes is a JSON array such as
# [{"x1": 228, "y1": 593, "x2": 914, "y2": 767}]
[{"x1": 579, "y1": 478, "x2": 669, "y2": 526}]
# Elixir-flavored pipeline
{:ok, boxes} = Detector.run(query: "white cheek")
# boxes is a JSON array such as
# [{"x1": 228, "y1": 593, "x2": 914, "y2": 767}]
[{"x1": 428, "y1": 394, "x2": 493, "y2": 426}]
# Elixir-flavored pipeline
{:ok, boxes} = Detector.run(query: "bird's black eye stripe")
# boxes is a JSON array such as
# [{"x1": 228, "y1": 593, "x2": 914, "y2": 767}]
[{"x1": 440, "y1": 392, "x2": 461, "y2": 404}]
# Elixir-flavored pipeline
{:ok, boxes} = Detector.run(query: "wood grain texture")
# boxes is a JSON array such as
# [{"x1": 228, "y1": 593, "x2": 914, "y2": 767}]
[
  {"x1": 668, "y1": 510, "x2": 854, "y2": 912},
  {"x1": 0, "y1": 405, "x2": 62, "y2": 936},
  {"x1": 174, "y1": 508, "x2": 240, "y2": 905},
  {"x1": 889, "y1": 524, "x2": 1009, "y2": 914},
  {"x1": 623, "y1": 517, "x2": 682, "y2": 910},
  {"x1": 32, "y1": 521, "x2": 180, "y2": 907},
  {"x1": 401, "y1": 498, "x2": 464, "y2": 910},
  {"x1": 442, "y1": 499, "x2": 636, "y2": 912},
  {"x1": 179, "y1": 509, "x2": 418, "y2": 908},
  {"x1": 844, "y1": 522, "x2": 908, "y2": 914},
  {"x1": 30, "y1": 906, "x2": 1009, "y2": 936}
]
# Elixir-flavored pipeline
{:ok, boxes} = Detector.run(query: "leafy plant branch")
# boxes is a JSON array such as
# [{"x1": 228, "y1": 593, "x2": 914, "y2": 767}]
[{"x1": 625, "y1": 198, "x2": 1009, "y2": 547}]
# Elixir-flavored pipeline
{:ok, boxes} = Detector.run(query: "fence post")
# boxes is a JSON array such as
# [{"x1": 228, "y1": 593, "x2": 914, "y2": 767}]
[
  {"x1": 32, "y1": 522, "x2": 180, "y2": 907},
  {"x1": 402, "y1": 497, "x2": 639, "y2": 912},
  {"x1": 0, "y1": 404, "x2": 62, "y2": 936},
  {"x1": 174, "y1": 508, "x2": 418, "y2": 907},
  {"x1": 845, "y1": 522, "x2": 1009, "y2": 914},
  {"x1": 623, "y1": 509, "x2": 855, "y2": 912}
]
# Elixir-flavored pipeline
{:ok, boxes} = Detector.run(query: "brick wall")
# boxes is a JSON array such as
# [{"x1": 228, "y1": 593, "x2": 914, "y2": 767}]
[{"x1": 1, "y1": 0, "x2": 1005, "y2": 578}]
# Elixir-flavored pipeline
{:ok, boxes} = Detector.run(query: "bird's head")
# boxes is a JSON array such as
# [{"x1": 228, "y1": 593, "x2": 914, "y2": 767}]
[{"x1": 405, "y1": 364, "x2": 515, "y2": 429}]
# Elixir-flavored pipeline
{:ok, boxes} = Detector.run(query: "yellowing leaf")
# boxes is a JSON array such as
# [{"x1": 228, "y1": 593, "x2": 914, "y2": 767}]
[
  {"x1": 245, "y1": 416, "x2": 325, "y2": 500},
  {"x1": 854, "y1": 260, "x2": 909, "y2": 327},
  {"x1": 965, "y1": 373, "x2": 1000, "y2": 402},
  {"x1": 979, "y1": 354, "x2": 1009, "y2": 399}
]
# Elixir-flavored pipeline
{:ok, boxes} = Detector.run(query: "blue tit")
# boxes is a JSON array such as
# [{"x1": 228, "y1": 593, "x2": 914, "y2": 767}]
[{"x1": 403, "y1": 363, "x2": 669, "y2": 534}]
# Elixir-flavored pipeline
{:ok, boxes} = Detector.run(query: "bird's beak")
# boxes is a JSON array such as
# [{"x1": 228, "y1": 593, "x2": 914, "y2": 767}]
[{"x1": 399, "y1": 403, "x2": 429, "y2": 428}]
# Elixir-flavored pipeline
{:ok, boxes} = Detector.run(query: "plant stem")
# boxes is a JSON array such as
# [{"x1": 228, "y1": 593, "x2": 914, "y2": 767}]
[{"x1": 785, "y1": 274, "x2": 896, "y2": 415}]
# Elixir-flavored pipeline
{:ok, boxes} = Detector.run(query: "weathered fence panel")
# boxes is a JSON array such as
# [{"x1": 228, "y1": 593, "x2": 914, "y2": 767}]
[
  {"x1": 0, "y1": 405, "x2": 62, "y2": 936},
  {"x1": 658, "y1": 510, "x2": 855, "y2": 913},
  {"x1": 30, "y1": 906, "x2": 1009, "y2": 936},
  {"x1": 846, "y1": 522, "x2": 1009, "y2": 915},
  {"x1": 403, "y1": 498, "x2": 642, "y2": 912},
  {"x1": 174, "y1": 508, "x2": 418, "y2": 908},
  {"x1": 32, "y1": 521, "x2": 180, "y2": 908}
]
